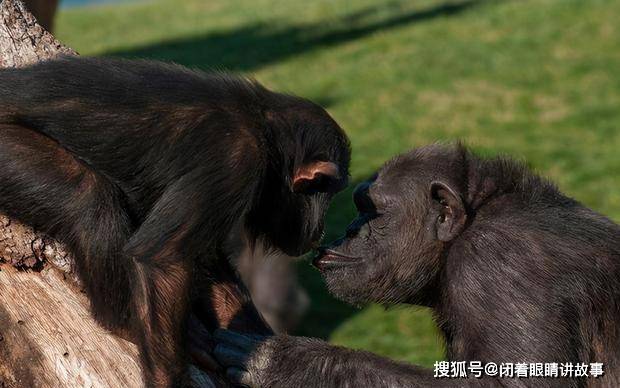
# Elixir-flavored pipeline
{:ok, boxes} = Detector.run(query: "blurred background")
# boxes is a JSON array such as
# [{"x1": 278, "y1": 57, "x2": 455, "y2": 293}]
[{"x1": 30, "y1": 0, "x2": 620, "y2": 367}]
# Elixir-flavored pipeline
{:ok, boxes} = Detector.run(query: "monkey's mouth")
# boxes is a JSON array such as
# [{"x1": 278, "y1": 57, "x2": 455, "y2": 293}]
[{"x1": 313, "y1": 248, "x2": 361, "y2": 270}]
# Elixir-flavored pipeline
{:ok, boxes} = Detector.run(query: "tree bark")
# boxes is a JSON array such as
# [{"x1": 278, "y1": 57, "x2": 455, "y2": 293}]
[
  {"x1": 24, "y1": 0, "x2": 59, "y2": 32},
  {"x1": 0, "y1": 1, "x2": 215, "y2": 387}
]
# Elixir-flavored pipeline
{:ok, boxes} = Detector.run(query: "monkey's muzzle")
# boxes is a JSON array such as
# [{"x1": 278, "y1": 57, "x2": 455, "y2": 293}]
[{"x1": 313, "y1": 248, "x2": 360, "y2": 270}]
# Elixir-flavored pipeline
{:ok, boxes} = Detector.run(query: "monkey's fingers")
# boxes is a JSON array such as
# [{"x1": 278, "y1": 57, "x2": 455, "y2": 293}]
[
  {"x1": 189, "y1": 346, "x2": 221, "y2": 373},
  {"x1": 188, "y1": 314, "x2": 213, "y2": 350},
  {"x1": 213, "y1": 344, "x2": 250, "y2": 368},
  {"x1": 227, "y1": 367, "x2": 255, "y2": 388},
  {"x1": 214, "y1": 329, "x2": 263, "y2": 352}
]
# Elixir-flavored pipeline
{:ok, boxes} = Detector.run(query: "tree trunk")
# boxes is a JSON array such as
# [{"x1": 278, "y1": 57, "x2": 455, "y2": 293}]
[
  {"x1": 0, "y1": 1, "x2": 215, "y2": 386},
  {"x1": 23, "y1": 0, "x2": 59, "y2": 32}
]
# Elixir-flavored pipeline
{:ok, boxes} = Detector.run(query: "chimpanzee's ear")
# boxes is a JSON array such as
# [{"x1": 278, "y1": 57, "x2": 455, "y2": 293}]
[
  {"x1": 430, "y1": 181, "x2": 467, "y2": 242},
  {"x1": 293, "y1": 161, "x2": 341, "y2": 194}
]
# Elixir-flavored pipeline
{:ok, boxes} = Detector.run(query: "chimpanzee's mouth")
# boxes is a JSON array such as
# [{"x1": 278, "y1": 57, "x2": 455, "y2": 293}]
[{"x1": 313, "y1": 248, "x2": 361, "y2": 270}]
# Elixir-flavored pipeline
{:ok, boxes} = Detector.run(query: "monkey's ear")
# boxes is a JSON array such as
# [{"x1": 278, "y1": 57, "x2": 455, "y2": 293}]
[
  {"x1": 293, "y1": 161, "x2": 341, "y2": 194},
  {"x1": 430, "y1": 181, "x2": 467, "y2": 242}
]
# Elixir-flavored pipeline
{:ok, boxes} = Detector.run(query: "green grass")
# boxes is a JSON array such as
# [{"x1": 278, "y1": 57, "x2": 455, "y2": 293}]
[{"x1": 56, "y1": 0, "x2": 620, "y2": 367}]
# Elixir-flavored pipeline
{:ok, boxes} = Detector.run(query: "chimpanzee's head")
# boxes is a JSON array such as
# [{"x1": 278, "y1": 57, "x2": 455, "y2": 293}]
[
  {"x1": 246, "y1": 93, "x2": 350, "y2": 257},
  {"x1": 314, "y1": 144, "x2": 470, "y2": 306}
]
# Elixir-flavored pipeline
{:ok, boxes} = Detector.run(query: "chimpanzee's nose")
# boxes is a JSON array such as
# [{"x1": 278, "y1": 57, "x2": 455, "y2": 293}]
[{"x1": 353, "y1": 181, "x2": 375, "y2": 214}]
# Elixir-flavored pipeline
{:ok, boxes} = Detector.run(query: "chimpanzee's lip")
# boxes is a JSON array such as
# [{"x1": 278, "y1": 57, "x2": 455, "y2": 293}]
[{"x1": 313, "y1": 249, "x2": 361, "y2": 270}]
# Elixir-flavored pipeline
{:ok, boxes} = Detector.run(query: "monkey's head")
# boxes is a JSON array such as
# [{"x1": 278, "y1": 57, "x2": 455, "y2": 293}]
[
  {"x1": 314, "y1": 144, "x2": 471, "y2": 306},
  {"x1": 246, "y1": 95, "x2": 350, "y2": 257}
]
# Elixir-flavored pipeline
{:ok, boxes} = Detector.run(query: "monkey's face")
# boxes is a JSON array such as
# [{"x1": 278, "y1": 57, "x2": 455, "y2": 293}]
[
  {"x1": 248, "y1": 100, "x2": 351, "y2": 257},
  {"x1": 314, "y1": 151, "x2": 452, "y2": 307},
  {"x1": 277, "y1": 128, "x2": 350, "y2": 256}
]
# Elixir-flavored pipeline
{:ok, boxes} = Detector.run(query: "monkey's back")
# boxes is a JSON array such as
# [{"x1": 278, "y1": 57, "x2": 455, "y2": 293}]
[
  {"x1": 0, "y1": 57, "x2": 270, "y2": 209},
  {"x1": 0, "y1": 57, "x2": 266, "y2": 148}
]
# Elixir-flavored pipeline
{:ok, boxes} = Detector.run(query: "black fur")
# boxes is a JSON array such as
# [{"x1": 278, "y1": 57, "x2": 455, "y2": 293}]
[
  {"x1": 224, "y1": 143, "x2": 619, "y2": 387},
  {"x1": 0, "y1": 57, "x2": 350, "y2": 387}
]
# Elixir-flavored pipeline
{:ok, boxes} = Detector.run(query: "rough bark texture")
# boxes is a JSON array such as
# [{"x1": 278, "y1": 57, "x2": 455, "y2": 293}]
[
  {"x1": 0, "y1": 0, "x2": 74, "y2": 67},
  {"x1": 23, "y1": 0, "x2": 59, "y2": 32},
  {"x1": 0, "y1": 1, "x2": 214, "y2": 386}
]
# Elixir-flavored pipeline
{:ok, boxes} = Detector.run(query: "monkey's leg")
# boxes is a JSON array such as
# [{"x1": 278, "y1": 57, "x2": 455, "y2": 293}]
[
  {"x1": 131, "y1": 252, "x2": 192, "y2": 387},
  {"x1": 0, "y1": 125, "x2": 194, "y2": 386},
  {"x1": 193, "y1": 256, "x2": 273, "y2": 336},
  {"x1": 122, "y1": 180, "x2": 204, "y2": 388},
  {"x1": 0, "y1": 124, "x2": 135, "y2": 330}
]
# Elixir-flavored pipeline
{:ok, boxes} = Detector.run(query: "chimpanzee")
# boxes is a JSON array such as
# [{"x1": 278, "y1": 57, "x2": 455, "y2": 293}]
[
  {"x1": 214, "y1": 143, "x2": 620, "y2": 387},
  {"x1": 0, "y1": 57, "x2": 350, "y2": 387}
]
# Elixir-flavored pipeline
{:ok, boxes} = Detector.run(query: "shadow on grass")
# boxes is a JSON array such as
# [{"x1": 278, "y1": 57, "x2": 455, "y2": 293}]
[{"x1": 107, "y1": 0, "x2": 483, "y2": 74}]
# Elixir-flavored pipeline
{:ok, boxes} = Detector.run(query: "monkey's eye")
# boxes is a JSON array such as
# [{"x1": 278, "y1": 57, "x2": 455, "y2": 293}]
[{"x1": 353, "y1": 181, "x2": 377, "y2": 214}]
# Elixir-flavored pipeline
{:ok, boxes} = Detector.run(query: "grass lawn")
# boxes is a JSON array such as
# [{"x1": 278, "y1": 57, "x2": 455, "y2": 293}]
[{"x1": 56, "y1": 0, "x2": 620, "y2": 367}]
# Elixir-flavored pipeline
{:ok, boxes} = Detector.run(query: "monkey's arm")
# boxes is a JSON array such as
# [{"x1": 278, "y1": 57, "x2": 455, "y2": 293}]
[{"x1": 213, "y1": 330, "x2": 466, "y2": 388}]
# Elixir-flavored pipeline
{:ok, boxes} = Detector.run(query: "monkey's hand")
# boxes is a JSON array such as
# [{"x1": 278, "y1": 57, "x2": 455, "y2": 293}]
[
  {"x1": 213, "y1": 329, "x2": 275, "y2": 387},
  {"x1": 214, "y1": 330, "x2": 331, "y2": 387},
  {"x1": 187, "y1": 315, "x2": 222, "y2": 373},
  {"x1": 214, "y1": 329, "x2": 437, "y2": 387}
]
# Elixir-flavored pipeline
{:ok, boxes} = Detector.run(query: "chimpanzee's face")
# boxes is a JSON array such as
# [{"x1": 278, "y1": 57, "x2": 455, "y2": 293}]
[
  {"x1": 248, "y1": 97, "x2": 350, "y2": 257},
  {"x1": 314, "y1": 152, "x2": 449, "y2": 306}
]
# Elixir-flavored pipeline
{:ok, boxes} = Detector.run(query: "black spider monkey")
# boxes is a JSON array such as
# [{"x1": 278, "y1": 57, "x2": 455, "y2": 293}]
[{"x1": 0, "y1": 57, "x2": 350, "y2": 387}]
